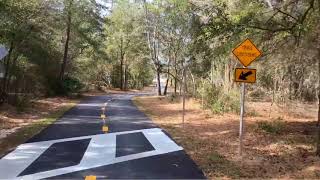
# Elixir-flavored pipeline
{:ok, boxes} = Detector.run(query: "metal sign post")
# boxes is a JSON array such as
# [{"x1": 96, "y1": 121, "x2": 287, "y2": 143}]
[
  {"x1": 232, "y1": 39, "x2": 262, "y2": 156},
  {"x1": 239, "y1": 82, "x2": 246, "y2": 156},
  {"x1": 182, "y1": 55, "x2": 190, "y2": 129},
  {"x1": 182, "y1": 67, "x2": 186, "y2": 128}
]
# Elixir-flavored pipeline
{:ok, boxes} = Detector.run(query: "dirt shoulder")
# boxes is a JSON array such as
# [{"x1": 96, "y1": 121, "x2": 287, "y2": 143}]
[
  {"x1": 0, "y1": 96, "x2": 81, "y2": 157},
  {"x1": 133, "y1": 96, "x2": 320, "y2": 179}
]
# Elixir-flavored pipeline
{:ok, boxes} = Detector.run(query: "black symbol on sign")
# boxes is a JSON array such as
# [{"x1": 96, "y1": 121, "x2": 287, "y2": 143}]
[{"x1": 239, "y1": 71, "x2": 253, "y2": 80}]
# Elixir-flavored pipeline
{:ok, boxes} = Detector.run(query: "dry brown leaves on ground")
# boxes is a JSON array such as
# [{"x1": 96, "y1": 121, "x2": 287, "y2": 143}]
[
  {"x1": 133, "y1": 96, "x2": 320, "y2": 179},
  {"x1": 0, "y1": 97, "x2": 79, "y2": 139}
]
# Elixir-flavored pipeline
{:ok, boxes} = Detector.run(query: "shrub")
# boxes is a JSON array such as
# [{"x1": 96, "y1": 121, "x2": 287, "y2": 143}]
[
  {"x1": 248, "y1": 88, "x2": 266, "y2": 101},
  {"x1": 48, "y1": 77, "x2": 84, "y2": 96},
  {"x1": 15, "y1": 95, "x2": 31, "y2": 112},
  {"x1": 168, "y1": 93, "x2": 179, "y2": 103},
  {"x1": 198, "y1": 82, "x2": 240, "y2": 114},
  {"x1": 61, "y1": 77, "x2": 84, "y2": 94},
  {"x1": 246, "y1": 110, "x2": 259, "y2": 117},
  {"x1": 211, "y1": 100, "x2": 224, "y2": 114},
  {"x1": 220, "y1": 90, "x2": 240, "y2": 113},
  {"x1": 257, "y1": 118, "x2": 285, "y2": 134}
]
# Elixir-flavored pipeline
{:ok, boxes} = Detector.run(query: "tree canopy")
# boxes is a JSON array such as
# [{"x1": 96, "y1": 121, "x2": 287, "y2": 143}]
[{"x1": 0, "y1": 0, "x2": 318, "y2": 111}]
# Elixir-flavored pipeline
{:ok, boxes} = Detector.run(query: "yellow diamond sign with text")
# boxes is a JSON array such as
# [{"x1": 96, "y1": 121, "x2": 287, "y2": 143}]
[{"x1": 232, "y1": 39, "x2": 262, "y2": 67}]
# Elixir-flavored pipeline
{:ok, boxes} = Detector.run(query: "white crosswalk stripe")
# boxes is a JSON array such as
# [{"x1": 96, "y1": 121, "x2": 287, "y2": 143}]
[{"x1": 0, "y1": 128, "x2": 183, "y2": 180}]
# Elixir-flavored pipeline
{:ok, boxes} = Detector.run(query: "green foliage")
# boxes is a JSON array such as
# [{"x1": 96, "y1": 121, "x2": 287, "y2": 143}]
[
  {"x1": 190, "y1": 0, "x2": 319, "y2": 104},
  {"x1": 211, "y1": 100, "x2": 225, "y2": 114},
  {"x1": 200, "y1": 82, "x2": 240, "y2": 114},
  {"x1": 0, "y1": 0, "x2": 106, "y2": 98},
  {"x1": 104, "y1": 0, "x2": 153, "y2": 90},
  {"x1": 47, "y1": 77, "x2": 83, "y2": 96},
  {"x1": 257, "y1": 118, "x2": 285, "y2": 134},
  {"x1": 61, "y1": 77, "x2": 84, "y2": 94},
  {"x1": 0, "y1": 0, "x2": 319, "y2": 108},
  {"x1": 15, "y1": 95, "x2": 31, "y2": 112}
]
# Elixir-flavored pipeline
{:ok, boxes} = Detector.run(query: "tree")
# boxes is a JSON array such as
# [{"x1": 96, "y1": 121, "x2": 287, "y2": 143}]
[
  {"x1": 59, "y1": 0, "x2": 73, "y2": 82},
  {"x1": 0, "y1": 0, "x2": 106, "y2": 97},
  {"x1": 104, "y1": 0, "x2": 153, "y2": 90}
]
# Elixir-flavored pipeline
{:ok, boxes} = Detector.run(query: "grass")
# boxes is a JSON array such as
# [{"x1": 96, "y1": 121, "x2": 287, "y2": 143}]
[
  {"x1": 246, "y1": 109, "x2": 259, "y2": 117},
  {"x1": 0, "y1": 103, "x2": 77, "y2": 157},
  {"x1": 207, "y1": 151, "x2": 242, "y2": 178},
  {"x1": 256, "y1": 118, "x2": 285, "y2": 134}
]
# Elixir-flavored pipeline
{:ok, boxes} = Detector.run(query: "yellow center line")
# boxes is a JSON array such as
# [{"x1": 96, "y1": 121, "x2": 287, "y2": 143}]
[
  {"x1": 101, "y1": 102, "x2": 109, "y2": 133},
  {"x1": 102, "y1": 126, "x2": 109, "y2": 133},
  {"x1": 85, "y1": 175, "x2": 96, "y2": 180}
]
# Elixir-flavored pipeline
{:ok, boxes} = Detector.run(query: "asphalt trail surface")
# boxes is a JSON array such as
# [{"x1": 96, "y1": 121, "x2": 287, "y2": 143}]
[{"x1": 0, "y1": 93, "x2": 205, "y2": 179}]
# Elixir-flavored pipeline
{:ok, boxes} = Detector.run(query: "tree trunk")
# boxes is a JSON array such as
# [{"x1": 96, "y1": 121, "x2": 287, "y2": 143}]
[
  {"x1": 316, "y1": 44, "x2": 320, "y2": 156},
  {"x1": 179, "y1": 78, "x2": 182, "y2": 96},
  {"x1": 189, "y1": 68, "x2": 196, "y2": 96},
  {"x1": 318, "y1": 92, "x2": 320, "y2": 127},
  {"x1": 143, "y1": 0, "x2": 160, "y2": 95},
  {"x1": 120, "y1": 56, "x2": 123, "y2": 90},
  {"x1": 157, "y1": 68, "x2": 161, "y2": 96},
  {"x1": 164, "y1": 75, "x2": 169, "y2": 95},
  {"x1": 317, "y1": 93, "x2": 320, "y2": 156},
  {"x1": 174, "y1": 58, "x2": 178, "y2": 95},
  {"x1": 174, "y1": 78, "x2": 177, "y2": 95},
  {"x1": 124, "y1": 64, "x2": 128, "y2": 91},
  {"x1": 2, "y1": 41, "x2": 14, "y2": 93},
  {"x1": 211, "y1": 61, "x2": 214, "y2": 85},
  {"x1": 59, "y1": 0, "x2": 73, "y2": 81},
  {"x1": 318, "y1": 46, "x2": 320, "y2": 126},
  {"x1": 7, "y1": 55, "x2": 19, "y2": 93},
  {"x1": 164, "y1": 55, "x2": 171, "y2": 95},
  {"x1": 120, "y1": 37, "x2": 124, "y2": 90}
]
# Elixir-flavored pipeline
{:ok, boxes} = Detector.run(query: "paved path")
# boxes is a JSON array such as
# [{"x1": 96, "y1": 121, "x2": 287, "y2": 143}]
[{"x1": 0, "y1": 93, "x2": 205, "y2": 179}]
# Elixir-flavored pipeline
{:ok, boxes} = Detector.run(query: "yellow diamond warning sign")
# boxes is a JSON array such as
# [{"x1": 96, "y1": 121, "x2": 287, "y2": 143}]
[
  {"x1": 232, "y1": 39, "x2": 262, "y2": 67},
  {"x1": 235, "y1": 68, "x2": 256, "y2": 83}
]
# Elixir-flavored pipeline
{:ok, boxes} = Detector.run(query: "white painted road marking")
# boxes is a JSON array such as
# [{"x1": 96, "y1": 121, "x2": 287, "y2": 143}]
[{"x1": 0, "y1": 128, "x2": 183, "y2": 180}]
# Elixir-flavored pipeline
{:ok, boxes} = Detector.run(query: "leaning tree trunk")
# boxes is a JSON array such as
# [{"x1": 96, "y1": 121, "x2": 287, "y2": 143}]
[
  {"x1": 59, "y1": 0, "x2": 73, "y2": 82},
  {"x1": 164, "y1": 75, "x2": 169, "y2": 95},
  {"x1": 164, "y1": 55, "x2": 171, "y2": 95}
]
